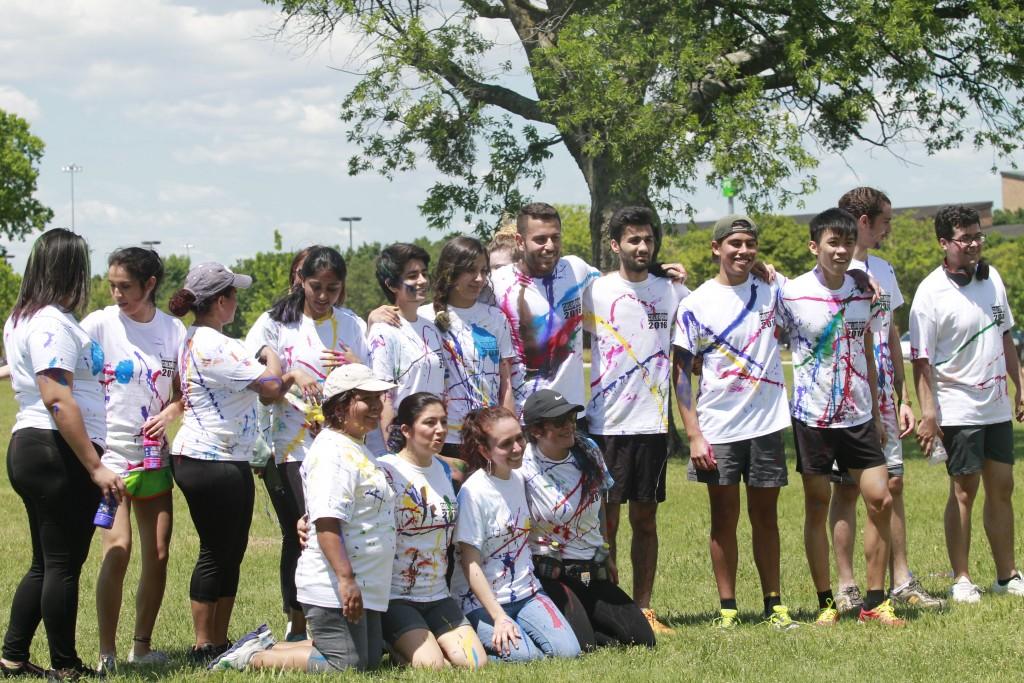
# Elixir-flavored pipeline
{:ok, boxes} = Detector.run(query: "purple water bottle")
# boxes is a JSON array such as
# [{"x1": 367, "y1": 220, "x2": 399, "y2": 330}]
[
  {"x1": 142, "y1": 434, "x2": 162, "y2": 470},
  {"x1": 94, "y1": 496, "x2": 117, "y2": 529}
]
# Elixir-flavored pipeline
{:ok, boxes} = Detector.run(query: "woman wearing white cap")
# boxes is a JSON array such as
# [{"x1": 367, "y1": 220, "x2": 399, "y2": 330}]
[
  {"x1": 206, "y1": 364, "x2": 398, "y2": 673},
  {"x1": 167, "y1": 262, "x2": 293, "y2": 663}
]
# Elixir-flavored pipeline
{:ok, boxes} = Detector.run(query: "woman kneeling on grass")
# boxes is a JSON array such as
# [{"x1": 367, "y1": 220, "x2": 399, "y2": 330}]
[
  {"x1": 449, "y1": 407, "x2": 581, "y2": 662},
  {"x1": 210, "y1": 364, "x2": 398, "y2": 672},
  {"x1": 378, "y1": 393, "x2": 487, "y2": 668},
  {"x1": 521, "y1": 390, "x2": 656, "y2": 650}
]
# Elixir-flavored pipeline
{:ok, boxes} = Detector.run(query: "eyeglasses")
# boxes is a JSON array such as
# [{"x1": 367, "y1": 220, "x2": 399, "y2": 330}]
[
  {"x1": 545, "y1": 413, "x2": 577, "y2": 428},
  {"x1": 948, "y1": 233, "x2": 986, "y2": 247}
]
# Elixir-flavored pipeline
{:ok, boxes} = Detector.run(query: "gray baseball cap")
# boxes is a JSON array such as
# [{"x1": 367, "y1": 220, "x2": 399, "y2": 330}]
[
  {"x1": 712, "y1": 214, "x2": 759, "y2": 242},
  {"x1": 184, "y1": 262, "x2": 252, "y2": 304}
]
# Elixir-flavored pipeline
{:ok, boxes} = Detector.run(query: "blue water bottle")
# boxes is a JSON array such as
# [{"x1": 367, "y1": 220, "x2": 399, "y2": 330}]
[{"x1": 94, "y1": 496, "x2": 117, "y2": 529}]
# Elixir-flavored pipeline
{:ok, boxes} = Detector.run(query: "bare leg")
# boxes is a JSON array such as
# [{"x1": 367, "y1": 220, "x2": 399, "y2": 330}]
[
  {"x1": 747, "y1": 486, "x2": 781, "y2": 596},
  {"x1": 707, "y1": 485, "x2": 740, "y2": 602},
  {"x1": 131, "y1": 493, "x2": 172, "y2": 657},
  {"x1": 945, "y1": 473, "x2": 980, "y2": 580},
  {"x1": 888, "y1": 476, "x2": 912, "y2": 588},
  {"x1": 606, "y1": 502, "x2": 622, "y2": 565},
  {"x1": 850, "y1": 465, "x2": 893, "y2": 592},
  {"x1": 287, "y1": 608, "x2": 306, "y2": 640},
  {"x1": 436, "y1": 625, "x2": 487, "y2": 669},
  {"x1": 629, "y1": 502, "x2": 659, "y2": 609},
  {"x1": 828, "y1": 482, "x2": 860, "y2": 589},
  {"x1": 97, "y1": 499, "x2": 133, "y2": 657},
  {"x1": 190, "y1": 601, "x2": 217, "y2": 647},
  {"x1": 981, "y1": 460, "x2": 1018, "y2": 580},
  {"x1": 212, "y1": 597, "x2": 235, "y2": 645},
  {"x1": 802, "y1": 474, "x2": 832, "y2": 592},
  {"x1": 249, "y1": 642, "x2": 313, "y2": 671}
]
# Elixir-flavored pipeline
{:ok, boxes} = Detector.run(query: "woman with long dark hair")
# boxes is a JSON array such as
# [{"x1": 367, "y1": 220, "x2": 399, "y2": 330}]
[
  {"x1": 1, "y1": 229, "x2": 126, "y2": 679},
  {"x1": 244, "y1": 245, "x2": 368, "y2": 642},
  {"x1": 378, "y1": 393, "x2": 487, "y2": 668},
  {"x1": 520, "y1": 390, "x2": 655, "y2": 650},
  {"x1": 85, "y1": 247, "x2": 185, "y2": 673},
  {"x1": 450, "y1": 407, "x2": 580, "y2": 662},
  {"x1": 168, "y1": 262, "x2": 291, "y2": 663},
  {"x1": 419, "y1": 237, "x2": 514, "y2": 482}
]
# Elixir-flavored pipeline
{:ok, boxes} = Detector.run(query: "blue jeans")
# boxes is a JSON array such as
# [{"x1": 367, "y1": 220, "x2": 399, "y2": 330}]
[{"x1": 467, "y1": 591, "x2": 581, "y2": 662}]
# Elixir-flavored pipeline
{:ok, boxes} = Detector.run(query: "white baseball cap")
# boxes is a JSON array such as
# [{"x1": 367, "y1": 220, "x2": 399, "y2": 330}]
[{"x1": 323, "y1": 364, "x2": 396, "y2": 400}]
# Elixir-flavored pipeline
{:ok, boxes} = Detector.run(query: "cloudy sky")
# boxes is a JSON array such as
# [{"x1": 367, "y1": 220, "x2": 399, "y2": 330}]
[{"x1": 1, "y1": 0, "x2": 1021, "y2": 273}]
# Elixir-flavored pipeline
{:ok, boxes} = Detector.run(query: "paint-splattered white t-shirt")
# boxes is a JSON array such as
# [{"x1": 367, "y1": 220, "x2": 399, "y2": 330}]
[
  {"x1": 81, "y1": 306, "x2": 185, "y2": 472},
  {"x1": 909, "y1": 265, "x2": 1013, "y2": 426},
  {"x1": 368, "y1": 317, "x2": 445, "y2": 408},
  {"x1": 584, "y1": 273, "x2": 688, "y2": 435},
  {"x1": 380, "y1": 454, "x2": 457, "y2": 602},
  {"x1": 418, "y1": 302, "x2": 515, "y2": 443},
  {"x1": 521, "y1": 440, "x2": 613, "y2": 561},
  {"x1": 172, "y1": 326, "x2": 264, "y2": 461},
  {"x1": 778, "y1": 270, "x2": 879, "y2": 428},
  {"x1": 296, "y1": 429, "x2": 397, "y2": 612},
  {"x1": 673, "y1": 275, "x2": 790, "y2": 443},
  {"x1": 491, "y1": 256, "x2": 600, "y2": 414},
  {"x1": 451, "y1": 468, "x2": 538, "y2": 613},
  {"x1": 245, "y1": 308, "x2": 369, "y2": 463},
  {"x1": 4, "y1": 305, "x2": 107, "y2": 446}
]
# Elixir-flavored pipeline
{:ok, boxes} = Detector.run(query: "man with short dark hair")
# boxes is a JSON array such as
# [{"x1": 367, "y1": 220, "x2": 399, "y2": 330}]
[
  {"x1": 910, "y1": 205, "x2": 1024, "y2": 603},
  {"x1": 584, "y1": 206, "x2": 688, "y2": 635}
]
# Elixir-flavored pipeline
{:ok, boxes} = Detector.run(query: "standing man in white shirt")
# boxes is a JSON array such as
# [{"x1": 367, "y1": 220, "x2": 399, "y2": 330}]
[
  {"x1": 584, "y1": 206, "x2": 688, "y2": 635},
  {"x1": 827, "y1": 188, "x2": 944, "y2": 611},
  {"x1": 910, "y1": 205, "x2": 1024, "y2": 603}
]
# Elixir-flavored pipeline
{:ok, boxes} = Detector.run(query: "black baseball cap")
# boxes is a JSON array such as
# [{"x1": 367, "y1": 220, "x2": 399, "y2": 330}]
[{"x1": 522, "y1": 389, "x2": 583, "y2": 425}]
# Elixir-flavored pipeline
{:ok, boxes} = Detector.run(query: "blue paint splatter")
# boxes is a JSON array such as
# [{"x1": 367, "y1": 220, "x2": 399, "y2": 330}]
[
  {"x1": 114, "y1": 359, "x2": 134, "y2": 384},
  {"x1": 470, "y1": 324, "x2": 500, "y2": 363},
  {"x1": 90, "y1": 342, "x2": 105, "y2": 376}
]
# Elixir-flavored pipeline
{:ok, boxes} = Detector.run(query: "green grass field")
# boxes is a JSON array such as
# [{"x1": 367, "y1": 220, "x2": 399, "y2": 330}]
[{"x1": 1, "y1": 379, "x2": 1023, "y2": 682}]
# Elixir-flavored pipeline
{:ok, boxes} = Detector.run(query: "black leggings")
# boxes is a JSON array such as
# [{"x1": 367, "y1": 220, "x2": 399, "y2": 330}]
[
  {"x1": 263, "y1": 460, "x2": 305, "y2": 613},
  {"x1": 3, "y1": 428, "x2": 102, "y2": 669},
  {"x1": 539, "y1": 572, "x2": 655, "y2": 650},
  {"x1": 173, "y1": 456, "x2": 254, "y2": 602}
]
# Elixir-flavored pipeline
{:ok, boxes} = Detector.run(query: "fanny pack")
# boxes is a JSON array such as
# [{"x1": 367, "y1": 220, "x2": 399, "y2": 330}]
[{"x1": 563, "y1": 559, "x2": 609, "y2": 586}]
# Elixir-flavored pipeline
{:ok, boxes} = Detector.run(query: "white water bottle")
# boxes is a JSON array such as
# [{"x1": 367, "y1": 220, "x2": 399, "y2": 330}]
[{"x1": 928, "y1": 440, "x2": 948, "y2": 465}]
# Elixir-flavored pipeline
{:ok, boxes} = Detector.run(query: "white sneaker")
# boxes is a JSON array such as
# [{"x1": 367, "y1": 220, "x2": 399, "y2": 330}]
[
  {"x1": 950, "y1": 576, "x2": 982, "y2": 603},
  {"x1": 209, "y1": 625, "x2": 275, "y2": 670},
  {"x1": 127, "y1": 649, "x2": 169, "y2": 665},
  {"x1": 990, "y1": 574, "x2": 1024, "y2": 596}
]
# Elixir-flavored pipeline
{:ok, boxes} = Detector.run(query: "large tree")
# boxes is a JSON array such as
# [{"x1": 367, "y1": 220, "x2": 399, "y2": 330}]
[
  {"x1": 266, "y1": 0, "x2": 1024, "y2": 267},
  {"x1": 0, "y1": 110, "x2": 53, "y2": 242}
]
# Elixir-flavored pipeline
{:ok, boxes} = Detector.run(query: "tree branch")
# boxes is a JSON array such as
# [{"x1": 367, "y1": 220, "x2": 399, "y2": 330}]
[
  {"x1": 429, "y1": 56, "x2": 551, "y2": 123},
  {"x1": 464, "y1": 0, "x2": 509, "y2": 19}
]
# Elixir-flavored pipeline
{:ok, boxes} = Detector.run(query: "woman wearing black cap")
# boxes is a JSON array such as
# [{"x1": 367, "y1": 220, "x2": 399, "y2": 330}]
[
  {"x1": 168, "y1": 262, "x2": 295, "y2": 663},
  {"x1": 520, "y1": 389, "x2": 656, "y2": 649}
]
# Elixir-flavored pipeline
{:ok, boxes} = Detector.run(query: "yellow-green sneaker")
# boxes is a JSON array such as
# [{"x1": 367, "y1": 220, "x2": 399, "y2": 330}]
[
  {"x1": 765, "y1": 605, "x2": 800, "y2": 631},
  {"x1": 814, "y1": 599, "x2": 839, "y2": 627},
  {"x1": 711, "y1": 608, "x2": 740, "y2": 630}
]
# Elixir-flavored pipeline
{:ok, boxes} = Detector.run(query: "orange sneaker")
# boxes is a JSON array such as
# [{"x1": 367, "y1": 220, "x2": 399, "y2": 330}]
[
  {"x1": 858, "y1": 599, "x2": 906, "y2": 627},
  {"x1": 642, "y1": 608, "x2": 674, "y2": 634}
]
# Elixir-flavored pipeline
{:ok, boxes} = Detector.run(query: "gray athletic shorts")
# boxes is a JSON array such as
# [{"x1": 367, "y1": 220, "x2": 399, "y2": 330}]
[
  {"x1": 687, "y1": 430, "x2": 788, "y2": 487},
  {"x1": 382, "y1": 596, "x2": 470, "y2": 642},
  {"x1": 303, "y1": 604, "x2": 383, "y2": 672}
]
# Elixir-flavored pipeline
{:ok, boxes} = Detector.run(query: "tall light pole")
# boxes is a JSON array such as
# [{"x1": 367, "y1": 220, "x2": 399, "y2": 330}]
[
  {"x1": 183, "y1": 243, "x2": 194, "y2": 260},
  {"x1": 61, "y1": 164, "x2": 83, "y2": 230},
  {"x1": 141, "y1": 240, "x2": 161, "y2": 250},
  {"x1": 339, "y1": 216, "x2": 362, "y2": 252}
]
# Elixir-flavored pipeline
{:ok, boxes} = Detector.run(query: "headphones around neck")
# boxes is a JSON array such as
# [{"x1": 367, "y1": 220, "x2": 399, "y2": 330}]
[{"x1": 944, "y1": 257, "x2": 989, "y2": 287}]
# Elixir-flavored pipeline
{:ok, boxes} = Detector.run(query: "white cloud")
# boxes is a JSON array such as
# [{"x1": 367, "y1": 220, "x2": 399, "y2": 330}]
[
  {"x1": 157, "y1": 182, "x2": 224, "y2": 203},
  {"x1": 0, "y1": 86, "x2": 41, "y2": 120}
]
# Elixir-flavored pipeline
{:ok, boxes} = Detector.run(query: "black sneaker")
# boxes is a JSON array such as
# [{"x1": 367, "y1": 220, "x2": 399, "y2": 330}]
[
  {"x1": 0, "y1": 661, "x2": 48, "y2": 678},
  {"x1": 187, "y1": 642, "x2": 230, "y2": 666},
  {"x1": 45, "y1": 664, "x2": 98, "y2": 681}
]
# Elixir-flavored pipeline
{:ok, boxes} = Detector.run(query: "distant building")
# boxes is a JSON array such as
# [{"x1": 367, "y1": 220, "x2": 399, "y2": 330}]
[{"x1": 1001, "y1": 171, "x2": 1024, "y2": 213}]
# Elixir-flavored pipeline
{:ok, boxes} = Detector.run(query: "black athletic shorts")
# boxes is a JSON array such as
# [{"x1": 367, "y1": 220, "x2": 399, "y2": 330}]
[
  {"x1": 592, "y1": 433, "x2": 668, "y2": 504},
  {"x1": 942, "y1": 421, "x2": 1014, "y2": 477},
  {"x1": 792, "y1": 418, "x2": 885, "y2": 476}
]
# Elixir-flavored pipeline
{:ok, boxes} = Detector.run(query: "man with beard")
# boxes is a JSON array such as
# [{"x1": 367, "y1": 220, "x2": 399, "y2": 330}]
[
  {"x1": 910, "y1": 205, "x2": 1024, "y2": 603},
  {"x1": 583, "y1": 206, "x2": 689, "y2": 635}
]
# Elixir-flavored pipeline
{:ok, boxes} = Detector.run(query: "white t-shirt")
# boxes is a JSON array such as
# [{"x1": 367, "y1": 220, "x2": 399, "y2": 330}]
[
  {"x1": 368, "y1": 316, "x2": 445, "y2": 407},
  {"x1": 379, "y1": 454, "x2": 457, "y2": 602},
  {"x1": 909, "y1": 265, "x2": 1013, "y2": 426},
  {"x1": 778, "y1": 270, "x2": 879, "y2": 428},
  {"x1": 584, "y1": 273, "x2": 688, "y2": 435},
  {"x1": 491, "y1": 256, "x2": 600, "y2": 414},
  {"x1": 81, "y1": 306, "x2": 186, "y2": 472},
  {"x1": 673, "y1": 276, "x2": 791, "y2": 443},
  {"x1": 849, "y1": 256, "x2": 905, "y2": 417},
  {"x1": 450, "y1": 469, "x2": 538, "y2": 613},
  {"x1": 4, "y1": 306, "x2": 107, "y2": 446},
  {"x1": 521, "y1": 440, "x2": 613, "y2": 561},
  {"x1": 295, "y1": 429, "x2": 397, "y2": 612},
  {"x1": 172, "y1": 326, "x2": 265, "y2": 461},
  {"x1": 418, "y1": 302, "x2": 515, "y2": 443},
  {"x1": 245, "y1": 308, "x2": 369, "y2": 463}
]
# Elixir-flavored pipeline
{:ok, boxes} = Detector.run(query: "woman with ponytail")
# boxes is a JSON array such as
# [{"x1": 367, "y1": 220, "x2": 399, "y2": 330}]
[
  {"x1": 168, "y1": 261, "x2": 293, "y2": 663},
  {"x1": 376, "y1": 393, "x2": 486, "y2": 669},
  {"x1": 418, "y1": 237, "x2": 515, "y2": 483},
  {"x1": 244, "y1": 245, "x2": 368, "y2": 641}
]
